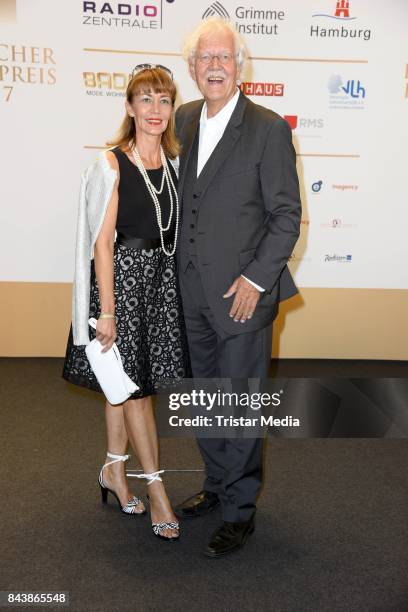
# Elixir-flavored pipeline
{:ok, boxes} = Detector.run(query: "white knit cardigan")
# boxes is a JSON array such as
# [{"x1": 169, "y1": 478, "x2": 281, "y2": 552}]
[
  {"x1": 72, "y1": 151, "x2": 117, "y2": 345},
  {"x1": 72, "y1": 150, "x2": 178, "y2": 345}
]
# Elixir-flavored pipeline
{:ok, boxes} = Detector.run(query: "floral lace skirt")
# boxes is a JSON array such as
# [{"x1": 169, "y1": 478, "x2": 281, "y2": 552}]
[{"x1": 63, "y1": 243, "x2": 191, "y2": 399}]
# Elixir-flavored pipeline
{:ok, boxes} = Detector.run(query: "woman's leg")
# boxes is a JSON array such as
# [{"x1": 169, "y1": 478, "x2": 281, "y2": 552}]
[
  {"x1": 100, "y1": 400, "x2": 145, "y2": 513},
  {"x1": 124, "y1": 396, "x2": 178, "y2": 537}
]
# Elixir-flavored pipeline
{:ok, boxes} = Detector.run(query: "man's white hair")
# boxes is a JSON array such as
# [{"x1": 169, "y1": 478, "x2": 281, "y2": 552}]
[{"x1": 182, "y1": 17, "x2": 248, "y2": 72}]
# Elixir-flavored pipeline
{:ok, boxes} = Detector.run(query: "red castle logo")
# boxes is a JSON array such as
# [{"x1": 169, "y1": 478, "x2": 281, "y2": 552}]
[
  {"x1": 312, "y1": 0, "x2": 356, "y2": 21},
  {"x1": 335, "y1": 0, "x2": 350, "y2": 19}
]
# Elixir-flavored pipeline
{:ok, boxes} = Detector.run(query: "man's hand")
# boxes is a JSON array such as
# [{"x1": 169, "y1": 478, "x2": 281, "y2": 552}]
[{"x1": 223, "y1": 276, "x2": 261, "y2": 323}]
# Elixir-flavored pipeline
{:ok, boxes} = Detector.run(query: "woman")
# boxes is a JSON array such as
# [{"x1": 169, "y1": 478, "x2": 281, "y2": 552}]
[{"x1": 63, "y1": 65, "x2": 190, "y2": 541}]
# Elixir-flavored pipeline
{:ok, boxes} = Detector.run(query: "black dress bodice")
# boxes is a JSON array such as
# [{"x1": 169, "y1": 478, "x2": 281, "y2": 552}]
[{"x1": 112, "y1": 147, "x2": 177, "y2": 240}]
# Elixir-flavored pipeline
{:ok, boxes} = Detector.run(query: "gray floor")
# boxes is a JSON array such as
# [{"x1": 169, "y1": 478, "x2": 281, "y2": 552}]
[{"x1": 1, "y1": 359, "x2": 407, "y2": 612}]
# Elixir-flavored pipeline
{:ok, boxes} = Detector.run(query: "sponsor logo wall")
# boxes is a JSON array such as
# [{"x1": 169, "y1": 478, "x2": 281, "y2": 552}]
[{"x1": 0, "y1": 0, "x2": 407, "y2": 290}]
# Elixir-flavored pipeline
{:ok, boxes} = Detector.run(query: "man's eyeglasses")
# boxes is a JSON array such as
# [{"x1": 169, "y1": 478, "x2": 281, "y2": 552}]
[
  {"x1": 131, "y1": 63, "x2": 173, "y2": 80},
  {"x1": 196, "y1": 52, "x2": 236, "y2": 65}
]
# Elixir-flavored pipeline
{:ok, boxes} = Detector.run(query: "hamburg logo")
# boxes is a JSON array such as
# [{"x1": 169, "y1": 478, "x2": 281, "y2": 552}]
[
  {"x1": 203, "y1": 2, "x2": 230, "y2": 19},
  {"x1": 312, "y1": 0, "x2": 356, "y2": 21},
  {"x1": 310, "y1": 1, "x2": 371, "y2": 40}
]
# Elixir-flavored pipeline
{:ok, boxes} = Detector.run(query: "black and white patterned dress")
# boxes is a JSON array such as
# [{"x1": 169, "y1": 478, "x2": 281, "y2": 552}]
[{"x1": 63, "y1": 147, "x2": 191, "y2": 399}]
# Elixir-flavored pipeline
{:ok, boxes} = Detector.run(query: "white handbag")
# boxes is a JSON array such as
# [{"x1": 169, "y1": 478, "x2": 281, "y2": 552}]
[{"x1": 85, "y1": 318, "x2": 139, "y2": 405}]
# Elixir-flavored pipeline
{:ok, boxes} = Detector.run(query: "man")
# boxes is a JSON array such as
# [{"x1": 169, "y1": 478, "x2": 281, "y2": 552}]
[{"x1": 174, "y1": 17, "x2": 301, "y2": 557}]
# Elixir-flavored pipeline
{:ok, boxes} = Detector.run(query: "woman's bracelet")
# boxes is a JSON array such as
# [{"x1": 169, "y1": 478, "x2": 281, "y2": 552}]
[{"x1": 99, "y1": 313, "x2": 115, "y2": 320}]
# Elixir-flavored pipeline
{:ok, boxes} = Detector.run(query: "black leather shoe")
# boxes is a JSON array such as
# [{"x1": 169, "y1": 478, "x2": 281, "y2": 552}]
[
  {"x1": 203, "y1": 519, "x2": 255, "y2": 558},
  {"x1": 174, "y1": 490, "x2": 220, "y2": 519}
]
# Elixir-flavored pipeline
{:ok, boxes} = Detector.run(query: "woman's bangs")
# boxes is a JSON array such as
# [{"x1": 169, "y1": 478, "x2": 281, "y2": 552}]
[{"x1": 130, "y1": 69, "x2": 175, "y2": 99}]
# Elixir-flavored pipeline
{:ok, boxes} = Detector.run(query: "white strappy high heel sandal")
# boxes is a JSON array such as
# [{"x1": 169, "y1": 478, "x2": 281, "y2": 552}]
[
  {"x1": 128, "y1": 470, "x2": 180, "y2": 541},
  {"x1": 99, "y1": 452, "x2": 146, "y2": 516}
]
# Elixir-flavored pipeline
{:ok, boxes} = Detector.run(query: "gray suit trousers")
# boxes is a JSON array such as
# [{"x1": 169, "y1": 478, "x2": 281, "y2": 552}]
[{"x1": 179, "y1": 260, "x2": 272, "y2": 522}]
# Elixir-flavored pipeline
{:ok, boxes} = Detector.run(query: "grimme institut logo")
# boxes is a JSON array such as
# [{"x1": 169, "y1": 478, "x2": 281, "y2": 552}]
[
  {"x1": 203, "y1": 2, "x2": 285, "y2": 36},
  {"x1": 82, "y1": 0, "x2": 175, "y2": 30},
  {"x1": 310, "y1": 0, "x2": 371, "y2": 41}
]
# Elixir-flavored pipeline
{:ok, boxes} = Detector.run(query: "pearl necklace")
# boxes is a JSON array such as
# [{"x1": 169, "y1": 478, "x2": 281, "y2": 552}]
[{"x1": 131, "y1": 145, "x2": 179, "y2": 257}]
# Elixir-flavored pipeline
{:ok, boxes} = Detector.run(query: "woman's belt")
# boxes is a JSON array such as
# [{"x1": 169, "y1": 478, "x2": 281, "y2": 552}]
[{"x1": 116, "y1": 232, "x2": 173, "y2": 250}]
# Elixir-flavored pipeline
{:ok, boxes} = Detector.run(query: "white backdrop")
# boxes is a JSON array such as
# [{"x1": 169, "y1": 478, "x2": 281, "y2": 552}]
[{"x1": 1, "y1": 0, "x2": 407, "y2": 288}]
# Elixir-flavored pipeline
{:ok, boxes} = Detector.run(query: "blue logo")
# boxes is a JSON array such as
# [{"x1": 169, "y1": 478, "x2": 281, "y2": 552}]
[
  {"x1": 312, "y1": 180, "x2": 323, "y2": 192},
  {"x1": 328, "y1": 75, "x2": 365, "y2": 98},
  {"x1": 328, "y1": 75, "x2": 366, "y2": 109},
  {"x1": 342, "y1": 79, "x2": 365, "y2": 98}
]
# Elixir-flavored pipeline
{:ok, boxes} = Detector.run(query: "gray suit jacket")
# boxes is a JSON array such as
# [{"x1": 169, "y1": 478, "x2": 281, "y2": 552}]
[{"x1": 176, "y1": 91, "x2": 301, "y2": 336}]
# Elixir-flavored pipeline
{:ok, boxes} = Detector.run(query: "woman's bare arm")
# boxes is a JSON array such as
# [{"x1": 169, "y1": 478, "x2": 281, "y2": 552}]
[{"x1": 93, "y1": 151, "x2": 119, "y2": 352}]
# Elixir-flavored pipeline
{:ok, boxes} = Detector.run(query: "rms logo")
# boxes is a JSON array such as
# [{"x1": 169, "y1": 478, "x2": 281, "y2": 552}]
[{"x1": 284, "y1": 115, "x2": 324, "y2": 130}]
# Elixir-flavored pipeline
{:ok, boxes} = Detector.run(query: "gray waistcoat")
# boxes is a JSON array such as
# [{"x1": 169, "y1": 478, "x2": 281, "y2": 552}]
[{"x1": 179, "y1": 131, "x2": 199, "y2": 267}]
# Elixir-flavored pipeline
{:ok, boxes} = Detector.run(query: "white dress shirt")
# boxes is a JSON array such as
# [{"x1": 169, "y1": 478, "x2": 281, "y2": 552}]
[{"x1": 197, "y1": 89, "x2": 264, "y2": 292}]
